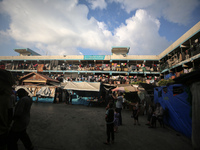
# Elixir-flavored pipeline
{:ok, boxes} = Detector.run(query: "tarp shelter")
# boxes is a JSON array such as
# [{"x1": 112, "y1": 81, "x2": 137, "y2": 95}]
[
  {"x1": 36, "y1": 87, "x2": 52, "y2": 97},
  {"x1": 15, "y1": 85, "x2": 56, "y2": 103},
  {"x1": 63, "y1": 82, "x2": 100, "y2": 92},
  {"x1": 112, "y1": 85, "x2": 137, "y2": 92},
  {"x1": 63, "y1": 82, "x2": 101, "y2": 105},
  {"x1": 173, "y1": 69, "x2": 200, "y2": 149},
  {"x1": 111, "y1": 84, "x2": 139, "y2": 103},
  {"x1": 154, "y1": 84, "x2": 192, "y2": 138}
]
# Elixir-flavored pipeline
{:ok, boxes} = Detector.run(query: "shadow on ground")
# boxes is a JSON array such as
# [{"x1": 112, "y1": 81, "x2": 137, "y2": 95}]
[{"x1": 17, "y1": 103, "x2": 192, "y2": 150}]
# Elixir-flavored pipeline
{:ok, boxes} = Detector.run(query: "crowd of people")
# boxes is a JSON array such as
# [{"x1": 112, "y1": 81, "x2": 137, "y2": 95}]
[
  {"x1": 103, "y1": 91, "x2": 165, "y2": 145},
  {"x1": 0, "y1": 69, "x2": 166, "y2": 149}
]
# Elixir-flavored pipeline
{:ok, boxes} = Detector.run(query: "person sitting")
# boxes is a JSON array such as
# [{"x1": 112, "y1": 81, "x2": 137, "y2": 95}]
[
  {"x1": 146, "y1": 104, "x2": 154, "y2": 126},
  {"x1": 98, "y1": 96, "x2": 104, "y2": 106},
  {"x1": 149, "y1": 102, "x2": 163, "y2": 128}
]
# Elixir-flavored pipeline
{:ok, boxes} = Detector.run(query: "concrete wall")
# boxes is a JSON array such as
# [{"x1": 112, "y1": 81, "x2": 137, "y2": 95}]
[{"x1": 158, "y1": 21, "x2": 200, "y2": 59}]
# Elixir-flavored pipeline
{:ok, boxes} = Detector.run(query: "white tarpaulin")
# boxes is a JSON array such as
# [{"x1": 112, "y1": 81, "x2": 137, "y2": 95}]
[
  {"x1": 63, "y1": 82, "x2": 100, "y2": 92},
  {"x1": 15, "y1": 85, "x2": 56, "y2": 98},
  {"x1": 37, "y1": 87, "x2": 52, "y2": 97}
]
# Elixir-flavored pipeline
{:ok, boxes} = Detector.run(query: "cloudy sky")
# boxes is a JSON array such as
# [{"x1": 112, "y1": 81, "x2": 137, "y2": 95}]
[{"x1": 0, "y1": 0, "x2": 200, "y2": 56}]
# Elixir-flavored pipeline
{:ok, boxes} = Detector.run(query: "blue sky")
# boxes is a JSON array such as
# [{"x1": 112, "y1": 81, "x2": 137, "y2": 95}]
[{"x1": 0, "y1": 0, "x2": 200, "y2": 56}]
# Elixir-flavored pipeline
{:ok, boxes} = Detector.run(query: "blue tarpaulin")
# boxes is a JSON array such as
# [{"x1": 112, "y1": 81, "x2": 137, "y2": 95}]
[
  {"x1": 32, "y1": 97, "x2": 54, "y2": 103},
  {"x1": 72, "y1": 97, "x2": 90, "y2": 105},
  {"x1": 154, "y1": 84, "x2": 192, "y2": 138}
]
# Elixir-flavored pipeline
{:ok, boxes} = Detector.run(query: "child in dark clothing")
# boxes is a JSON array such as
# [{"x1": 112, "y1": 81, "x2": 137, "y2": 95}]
[
  {"x1": 114, "y1": 108, "x2": 120, "y2": 132},
  {"x1": 104, "y1": 103, "x2": 114, "y2": 145},
  {"x1": 132, "y1": 105, "x2": 140, "y2": 125}
]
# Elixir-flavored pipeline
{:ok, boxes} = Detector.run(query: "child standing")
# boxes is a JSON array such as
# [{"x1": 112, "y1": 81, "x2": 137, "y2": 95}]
[
  {"x1": 132, "y1": 105, "x2": 140, "y2": 125},
  {"x1": 114, "y1": 108, "x2": 120, "y2": 132},
  {"x1": 104, "y1": 103, "x2": 114, "y2": 145}
]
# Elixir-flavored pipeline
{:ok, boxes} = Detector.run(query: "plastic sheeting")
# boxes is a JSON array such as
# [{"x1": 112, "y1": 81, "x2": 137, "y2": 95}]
[
  {"x1": 32, "y1": 97, "x2": 54, "y2": 103},
  {"x1": 36, "y1": 87, "x2": 51, "y2": 97},
  {"x1": 63, "y1": 82, "x2": 100, "y2": 92},
  {"x1": 72, "y1": 97, "x2": 90, "y2": 105},
  {"x1": 154, "y1": 84, "x2": 192, "y2": 138}
]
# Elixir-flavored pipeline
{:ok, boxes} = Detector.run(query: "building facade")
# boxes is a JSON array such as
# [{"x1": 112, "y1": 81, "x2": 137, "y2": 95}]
[{"x1": 0, "y1": 22, "x2": 200, "y2": 84}]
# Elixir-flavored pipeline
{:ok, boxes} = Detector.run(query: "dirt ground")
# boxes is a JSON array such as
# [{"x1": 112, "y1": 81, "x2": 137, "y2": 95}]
[{"x1": 17, "y1": 103, "x2": 192, "y2": 150}]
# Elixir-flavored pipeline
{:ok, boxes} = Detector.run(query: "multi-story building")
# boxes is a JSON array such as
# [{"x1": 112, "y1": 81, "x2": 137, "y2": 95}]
[{"x1": 0, "y1": 21, "x2": 200, "y2": 84}]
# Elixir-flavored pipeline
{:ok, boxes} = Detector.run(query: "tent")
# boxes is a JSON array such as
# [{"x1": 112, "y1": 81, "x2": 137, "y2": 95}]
[
  {"x1": 36, "y1": 87, "x2": 52, "y2": 97},
  {"x1": 154, "y1": 84, "x2": 192, "y2": 138},
  {"x1": 112, "y1": 85, "x2": 137, "y2": 92},
  {"x1": 63, "y1": 82, "x2": 101, "y2": 105},
  {"x1": 173, "y1": 69, "x2": 200, "y2": 149},
  {"x1": 63, "y1": 82, "x2": 100, "y2": 92},
  {"x1": 15, "y1": 85, "x2": 56, "y2": 103}
]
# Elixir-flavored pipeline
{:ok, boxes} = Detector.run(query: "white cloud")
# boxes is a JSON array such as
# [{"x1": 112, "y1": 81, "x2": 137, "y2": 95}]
[
  {"x1": 0, "y1": 0, "x2": 112, "y2": 55},
  {"x1": 0, "y1": 0, "x2": 171, "y2": 56},
  {"x1": 113, "y1": 9, "x2": 171, "y2": 55},
  {"x1": 161, "y1": 0, "x2": 200, "y2": 25},
  {"x1": 109, "y1": 0, "x2": 200, "y2": 25},
  {"x1": 87, "y1": 0, "x2": 107, "y2": 10}
]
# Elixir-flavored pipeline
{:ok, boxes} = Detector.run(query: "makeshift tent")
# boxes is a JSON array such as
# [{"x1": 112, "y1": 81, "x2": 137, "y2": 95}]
[
  {"x1": 63, "y1": 82, "x2": 100, "y2": 92},
  {"x1": 15, "y1": 85, "x2": 56, "y2": 103},
  {"x1": 173, "y1": 69, "x2": 200, "y2": 149},
  {"x1": 36, "y1": 87, "x2": 51, "y2": 97},
  {"x1": 154, "y1": 84, "x2": 192, "y2": 138},
  {"x1": 63, "y1": 82, "x2": 101, "y2": 105},
  {"x1": 112, "y1": 85, "x2": 137, "y2": 92}
]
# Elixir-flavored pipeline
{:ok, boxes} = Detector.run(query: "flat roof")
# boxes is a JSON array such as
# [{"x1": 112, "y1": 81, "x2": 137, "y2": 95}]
[
  {"x1": 14, "y1": 48, "x2": 41, "y2": 56},
  {"x1": 111, "y1": 47, "x2": 130, "y2": 54}
]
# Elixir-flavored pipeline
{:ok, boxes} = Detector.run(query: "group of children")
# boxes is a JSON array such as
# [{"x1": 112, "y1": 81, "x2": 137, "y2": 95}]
[
  {"x1": 104, "y1": 102, "x2": 141, "y2": 145},
  {"x1": 113, "y1": 103, "x2": 141, "y2": 134}
]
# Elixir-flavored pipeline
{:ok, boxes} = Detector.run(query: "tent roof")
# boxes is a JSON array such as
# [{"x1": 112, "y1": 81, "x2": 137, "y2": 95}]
[{"x1": 63, "y1": 82, "x2": 101, "y2": 92}]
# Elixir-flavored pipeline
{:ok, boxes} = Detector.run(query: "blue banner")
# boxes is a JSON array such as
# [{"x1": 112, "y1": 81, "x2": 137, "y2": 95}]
[{"x1": 84, "y1": 55, "x2": 105, "y2": 60}]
